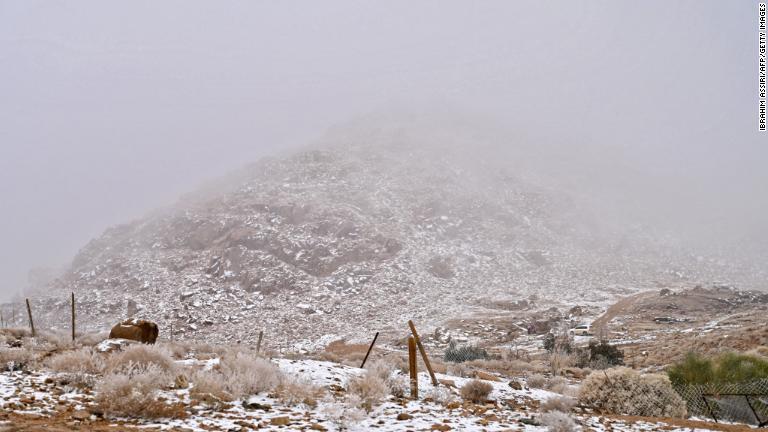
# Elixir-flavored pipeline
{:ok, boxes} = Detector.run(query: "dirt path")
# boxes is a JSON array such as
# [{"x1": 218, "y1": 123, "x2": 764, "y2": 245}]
[{"x1": 591, "y1": 291, "x2": 657, "y2": 334}]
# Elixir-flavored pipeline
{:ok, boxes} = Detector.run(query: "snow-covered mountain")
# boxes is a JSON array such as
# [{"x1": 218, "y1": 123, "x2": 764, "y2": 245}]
[{"x1": 25, "y1": 117, "x2": 765, "y2": 350}]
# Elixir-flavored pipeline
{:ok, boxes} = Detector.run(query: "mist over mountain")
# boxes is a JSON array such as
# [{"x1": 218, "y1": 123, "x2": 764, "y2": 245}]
[{"x1": 18, "y1": 114, "x2": 764, "y2": 348}]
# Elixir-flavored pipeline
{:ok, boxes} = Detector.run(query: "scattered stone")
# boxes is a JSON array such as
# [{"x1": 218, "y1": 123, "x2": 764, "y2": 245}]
[
  {"x1": 270, "y1": 416, "x2": 291, "y2": 426},
  {"x1": 475, "y1": 371, "x2": 501, "y2": 382},
  {"x1": 396, "y1": 413, "x2": 413, "y2": 420}
]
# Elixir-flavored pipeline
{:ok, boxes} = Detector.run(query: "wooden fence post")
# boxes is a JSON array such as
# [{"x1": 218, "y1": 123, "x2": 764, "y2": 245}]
[
  {"x1": 408, "y1": 336, "x2": 418, "y2": 399},
  {"x1": 71, "y1": 292, "x2": 76, "y2": 342},
  {"x1": 408, "y1": 320, "x2": 438, "y2": 386},
  {"x1": 25, "y1": 298, "x2": 35, "y2": 337},
  {"x1": 360, "y1": 332, "x2": 379, "y2": 368},
  {"x1": 256, "y1": 330, "x2": 264, "y2": 353}
]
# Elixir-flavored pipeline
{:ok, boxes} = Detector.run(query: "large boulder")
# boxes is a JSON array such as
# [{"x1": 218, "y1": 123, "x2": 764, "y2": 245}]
[{"x1": 108, "y1": 319, "x2": 159, "y2": 344}]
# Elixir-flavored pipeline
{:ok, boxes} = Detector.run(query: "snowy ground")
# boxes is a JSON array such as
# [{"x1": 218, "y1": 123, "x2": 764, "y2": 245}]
[{"x1": 0, "y1": 357, "x2": 735, "y2": 431}]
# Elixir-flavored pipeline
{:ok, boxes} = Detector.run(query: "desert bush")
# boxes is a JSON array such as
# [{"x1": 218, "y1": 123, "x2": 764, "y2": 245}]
[
  {"x1": 107, "y1": 344, "x2": 175, "y2": 374},
  {"x1": 540, "y1": 395, "x2": 576, "y2": 413},
  {"x1": 38, "y1": 331, "x2": 72, "y2": 350},
  {"x1": 160, "y1": 341, "x2": 190, "y2": 359},
  {"x1": 95, "y1": 364, "x2": 183, "y2": 419},
  {"x1": 277, "y1": 377, "x2": 325, "y2": 408},
  {"x1": 540, "y1": 411, "x2": 578, "y2": 432},
  {"x1": 460, "y1": 379, "x2": 493, "y2": 403},
  {"x1": 75, "y1": 331, "x2": 109, "y2": 347},
  {"x1": 579, "y1": 367, "x2": 686, "y2": 418},
  {"x1": 444, "y1": 341, "x2": 489, "y2": 363},
  {"x1": 463, "y1": 358, "x2": 536, "y2": 377},
  {"x1": 189, "y1": 369, "x2": 233, "y2": 403},
  {"x1": 348, "y1": 372, "x2": 389, "y2": 411},
  {"x1": 48, "y1": 347, "x2": 105, "y2": 374},
  {"x1": 321, "y1": 395, "x2": 367, "y2": 429},
  {"x1": 543, "y1": 332, "x2": 573, "y2": 354},
  {"x1": 0, "y1": 347, "x2": 37, "y2": 371},
  {"x1": 218, "y1": 352, "x2": 282, "y2": 398},
  {"x1": 426, "y1": 386, "x2": 458, "y2": 405},
  {"x1": 668, "y1": 351, "x2": 768, "y2": 386},
  {"x1": 586, "y1": 340, "x2": 623, "y2": 369},
  {"x1": 526, "y1": 373, "x2": 548, "y2": 388},
  {"x1": 549, "y1": 351, "x2": 573, "y2": 375}
]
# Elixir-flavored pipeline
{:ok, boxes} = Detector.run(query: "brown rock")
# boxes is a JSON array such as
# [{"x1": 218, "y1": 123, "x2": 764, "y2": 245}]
[
  {"x1": 71, "y1": 410, "x2": 90, "y2": 420},
  {"x1": 431, "y1": 424, "x2": 452, "y2": 431},
  {"x1": 508, "y1": 380, "x2": 523, "y2": 390},
  {"x1": 474, "y1": 371, "x2": 501, "y2": 382},
  {"x1": 270, "y1": 416, "x2": 291, "y2": 426},
  {"x1": 396, "y1": 413, "x2": 413, "y2": 420},
  {"x1": 438, "y1": 379, "x2": 457, "y2": 388}
]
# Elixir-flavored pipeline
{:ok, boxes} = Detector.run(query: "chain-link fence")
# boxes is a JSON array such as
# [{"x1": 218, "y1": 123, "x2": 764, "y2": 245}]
[{"x1": 675, "y1": 380, "x2": 768, "y2": 426}]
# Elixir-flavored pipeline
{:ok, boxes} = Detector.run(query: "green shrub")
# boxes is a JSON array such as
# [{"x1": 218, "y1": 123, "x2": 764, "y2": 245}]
[
  {"x1": 587, "y1": 340, "x2": 624, "y2": 369},
  {"x1": 668, "y1": 352, "x2": 768, "y2": 386},
  {"x1": 444, "y1": 341, "x2": 489, "y2": 363}
]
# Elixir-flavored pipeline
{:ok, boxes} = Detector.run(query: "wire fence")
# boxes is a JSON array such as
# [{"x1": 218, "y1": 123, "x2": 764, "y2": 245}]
[{"x1": 675, "y1": 380, "x2": 768, "y2": 426}]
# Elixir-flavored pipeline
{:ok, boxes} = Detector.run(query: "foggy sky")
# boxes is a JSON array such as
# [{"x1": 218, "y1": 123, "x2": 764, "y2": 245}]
[{"x1": 1, "y1": 1, "x2": 766, "y2": 300}]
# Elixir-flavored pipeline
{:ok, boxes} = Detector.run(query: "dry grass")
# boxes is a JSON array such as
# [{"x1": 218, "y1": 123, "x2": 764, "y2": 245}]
[
  {"x1": 0, "y1": 347, "x2": 37, "y2": 371},
  {"x1": 348, "y1": 372, "x2": 389, "y2": 411},
  {"x1": 75, "y1": 331, "x2": 109, "y2": 347},
  {"x1": 526, "y1": 373, "x2": 548, "y2": 388},
  {"x1": 460, "y1": 379, "x2": 493, "y2": 403},
  {"x1": 540, "y1": 395, "x2": 576, "y2": 413},
  {"x1": 276, "y1": 377, "x2": 325, "y2": 408},
  {"x1": 95, "y1": 364, "x2": 184, "y2": 419},
  {"x1": 161, "y1": 341, "x2": 191, "y2": 359},
  {"x1": 218, "y1": 352, "x2": 282, "y2": 398},
  {"x1": 539, "y1": 411, "x2": 578, "y2": 432},
  {"x1": 425, "y1": 386, "x2": 458, "y2": 406},
  {"x1": 48, "y1": 347, "x2": 105, "y2": 374},
  {"x1": 106, "y1": 344, "x2": 175, "y2": 374},
  {"x1": 189, "y1": 369, "x2": 233, "y2": 406}
]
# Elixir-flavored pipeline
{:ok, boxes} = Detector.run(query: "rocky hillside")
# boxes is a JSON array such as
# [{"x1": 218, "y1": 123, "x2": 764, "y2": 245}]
[{"x1": 20, "y1": 118, "x2": 765, "y2": 350}]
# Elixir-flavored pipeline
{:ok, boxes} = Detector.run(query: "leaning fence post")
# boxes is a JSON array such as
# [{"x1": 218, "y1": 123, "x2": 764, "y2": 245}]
[
  {"x1": 408, "y1": 336, "x2": 418, "y2": 399},
  {"x1": 25, "y1": 298, "x2": 35, "y2": 337},
  {"x1": 256, "y1": 330, "x2": 264, "y2": 353},
  {"x1": 71, "y1": 292, "x2": 76, "y2": 342},
  {"x1": 360, "y1": 332, "x2": 379, "y2": 368},
  {"x1": 408, "y1": 320, "x2": 438, "y2": 386}
]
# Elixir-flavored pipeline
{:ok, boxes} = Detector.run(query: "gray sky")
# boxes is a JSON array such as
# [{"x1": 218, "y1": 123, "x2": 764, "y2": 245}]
[{"x1": 1, "y1": 1, "x2": 765, "y2": 300}]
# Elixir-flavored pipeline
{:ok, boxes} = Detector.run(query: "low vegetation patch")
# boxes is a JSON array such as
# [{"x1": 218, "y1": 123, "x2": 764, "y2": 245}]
[
  {"x1": 579, "y1": 367, "x2": 686, "y2": 418},
  {"x1": 460, "y1": 379, "x2": 493, "y2": 403},
  {"x1": 668, "y1": 351, "x2": 768, "y2": 386},
  {"x1": 95, "y1": 364, "x2": 184, "y2": 419},
  {"x1": 444, "y1": 341, "x2": 490, "y2": 363}
]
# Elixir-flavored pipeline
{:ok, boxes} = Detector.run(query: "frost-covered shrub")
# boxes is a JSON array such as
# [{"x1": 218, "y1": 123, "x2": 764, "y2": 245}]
[
  {"x1": 526, "y1": 373, "x2": 547, "y2": 388},
  {"x1": 460, "y1": 379, "x2": 493, "y2": 403},
  {"x1": 107, "y1": 344, "x2": 175, "y2": 374},
  {"x1": 540, "y1": 395, "x2": 576, "y2": 413},
  {"x1": 348, "y1": 372, "x2": 389, "y2": 411},
  {"x1": 48, "y1": 347, "x2": 105, "y2": 374},
  {"x1": 579, "y1": 367, "x2": 686, "y2": 418},
  {"x1": 426, "y1": 386, "x2": 458, "y2": 406},
  {"x1": 277, "y1": 376, "x2": 325, "y2": 408},
  {"x1": 190, "y1": 369, "x2": 233, "y2": 403},
  {"x1": 218, "y1": 352, "x2": 282, "y2": 398},
  {"x1": 321, "y1": 395, "x2": 367, "y2": 429},
  {"x1": 95, "y1": 364, "x2": 183, "y2": 419},
  {"x1": 540, "y1": 411, "x2": 578, "y2": 432},
  {"x1": 0, "y1": 347, "x2": 37, "y2": 371},
  {"x1": 75, "y1": 331, "x2": 109, "y2": 347}
]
